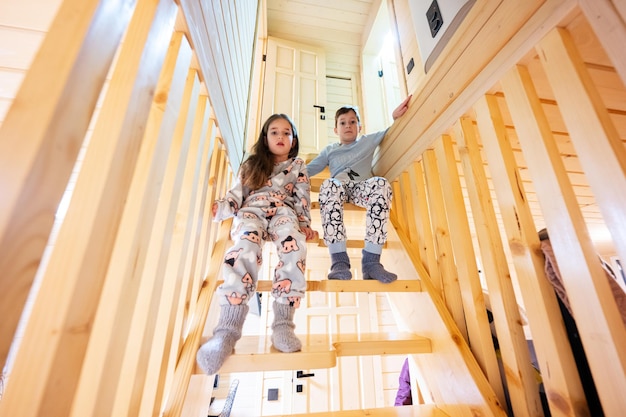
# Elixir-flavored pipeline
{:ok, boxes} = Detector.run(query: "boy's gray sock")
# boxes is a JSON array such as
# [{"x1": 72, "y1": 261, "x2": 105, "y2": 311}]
[
  {"x1": 271, "y1": 300, "x2": 302, "y2": 353},
  {"x1": 196, "y1": 304, "x2": 249, "y2": 375},
  {"x1": 328, "y1": 251, "x2": 352, "y2": 280},
  {"x1": 362, "y1": 250, "x2": 397, "y2": 283}
]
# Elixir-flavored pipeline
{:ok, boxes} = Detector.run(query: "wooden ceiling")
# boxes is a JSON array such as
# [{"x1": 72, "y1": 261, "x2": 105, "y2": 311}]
[{"x1": 266, "y1": 0, "x2": 379, "y2": 75}]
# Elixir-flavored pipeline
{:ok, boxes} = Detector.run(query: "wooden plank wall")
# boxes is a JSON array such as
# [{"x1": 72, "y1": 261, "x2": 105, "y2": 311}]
[
  {"x1": 385, "y1": 1, "x2": 626, "y2": 416},
  {"x1": 0, "y1": 0, "x2": 255, "y2": 416},
  {"x1": 179, "y1": 0, "x2": 259, "y2": 174}
]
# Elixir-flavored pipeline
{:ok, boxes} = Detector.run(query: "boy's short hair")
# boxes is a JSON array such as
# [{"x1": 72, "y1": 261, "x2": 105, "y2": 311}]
[{"x1": 335, "y1": 105, "x2": 361, "y2": 127}]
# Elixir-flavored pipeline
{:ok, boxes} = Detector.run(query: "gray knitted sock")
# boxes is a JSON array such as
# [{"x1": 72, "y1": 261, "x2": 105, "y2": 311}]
[
  {"x1": 271, "y1": 300, "x2": 302, "y2": 353},
  {"x1": 362, "y1": 250, "x2": 397, "y2": 283},
  {"x1": 196, "y1": 304, "x2": 249, "y2": 374},
  {"x1": 328, "y1": 251, "x2": 352, "y2": 280}
]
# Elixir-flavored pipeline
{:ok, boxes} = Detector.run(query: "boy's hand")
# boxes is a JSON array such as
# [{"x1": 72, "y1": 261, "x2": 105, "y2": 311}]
[
  {"x1": 211, "y1": 202, "x2": 218, "y2": 217},
  {"x1": 392, "y1": 95, "x2": 412, "y2": 120},
  {"x1": 301, "y1": 226, "x2": 319, "y2": 241}
]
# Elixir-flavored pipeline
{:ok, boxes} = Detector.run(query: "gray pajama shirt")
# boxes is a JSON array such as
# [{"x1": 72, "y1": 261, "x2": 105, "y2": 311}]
[{"x1": 307, "y1": 130, "x2": 392, "y2": 255}]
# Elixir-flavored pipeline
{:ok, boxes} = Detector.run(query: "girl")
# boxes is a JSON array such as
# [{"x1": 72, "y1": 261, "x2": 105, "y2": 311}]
[{"x1": 197, "y1": 114, "x2": 316, "y2": 375}]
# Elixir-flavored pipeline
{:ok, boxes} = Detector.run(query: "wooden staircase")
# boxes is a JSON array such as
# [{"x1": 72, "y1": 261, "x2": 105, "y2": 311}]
[
  {"x1": 197, "y1": 172, "x2": 428, "y2": 372},
  {"x1": 196, "y1": 278, "x2": 426, "y2": 375},
  {"x1": 4, "y1": 1, "x2": 625, "y2": 415},
  {"x1": 189, "y1": 172, "x2": 506, "y2": 416}
]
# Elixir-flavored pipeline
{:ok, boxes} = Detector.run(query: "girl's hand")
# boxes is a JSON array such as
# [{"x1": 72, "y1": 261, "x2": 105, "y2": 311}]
[
  {"x1": 301, "y1": 226, "x2": 318, "y2": 242},
  {"x1": 211, "y1": 202, "x2": 218, "y2": 217}
]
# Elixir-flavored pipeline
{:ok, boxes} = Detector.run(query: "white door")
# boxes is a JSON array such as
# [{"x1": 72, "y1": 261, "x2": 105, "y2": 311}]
[
  {"x1": 262, "y1": 37, "x2": 328, "y2": 156},
  {"x1": 324, "y1": 76, "x2": 358, "y2": 143},
  {"x1": 255, "y1": 240, "x2": 382, "y2": 414},
  {"x1": 291, "y1": 289, "x2": 380, "y2": 413},
  {"x1": 285, "y1": 233, "x2": 382, "y2": 413}
]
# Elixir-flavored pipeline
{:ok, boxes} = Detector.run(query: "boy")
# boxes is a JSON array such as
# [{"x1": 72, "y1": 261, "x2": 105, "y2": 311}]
[{"x1": 307, "y1": 96, "x2": 411, "y2": 282}]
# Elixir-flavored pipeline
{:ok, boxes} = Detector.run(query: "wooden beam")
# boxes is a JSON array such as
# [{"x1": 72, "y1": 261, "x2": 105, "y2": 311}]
[
  {"x1": 538, "y1": 26, "x2": 626, "y2": 274},
  {"x1": 399, "y1": 171, "x2": 420, "y2": 247},
  {"x1": 391, "y1": 180, "x2": 405, "y2": 227},
  {"x1": 422, "y1": 150, "x2": 468, "y2": 342},
  {"x1": 148, "y1": 93, "x2": 213, "y2": 416},
  {"x1": 331, "y1": 332, "x2": 431, "y2": 357},
  {"x1": 0, "y1": 1, "x2": 178, "y2": 415},
  {"x1": 163, "y1": 220, "x2": 232, "y2": 417},
  {"x1": 474, "y1": 91, "x2": 588, "y2": 417},
  {"x1": 73, "y1": 30, "x2": 196, "y2": 417},
  {"x1": 433, "y1": 135, "x2": 505, "y2": 407},
  {"x1": 454, "y1": 117, "x2": 542, "y2": 417},
  {"x1": 180, "y1": 374, "x2": 214, "y2": 417},
  {"x1": 0, "y1": 0, "x2": 136, "y2": 371},
  {"x1": 579, "y1": 0, "x2": 626, "y2": 84},
  {"x1": 534, "y1": 28, "x2": 626, "y2": 416},
  {"x1": 410, "y1": 161, "x2": 441, "y2": 291}
]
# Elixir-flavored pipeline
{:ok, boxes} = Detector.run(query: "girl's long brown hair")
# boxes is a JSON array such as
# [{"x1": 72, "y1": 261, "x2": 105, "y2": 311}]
[{"x1": 240, "y1": 114, "x2": 299, "y2": 190}]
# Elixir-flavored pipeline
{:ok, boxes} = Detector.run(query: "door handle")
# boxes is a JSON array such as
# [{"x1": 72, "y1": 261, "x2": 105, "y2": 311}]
[
  {"x1": 296, "y1": 370, "x2": 315, "y2": 378},
  {"x1": 313, "y1": 105, "x2": 325, "y2": 113}
]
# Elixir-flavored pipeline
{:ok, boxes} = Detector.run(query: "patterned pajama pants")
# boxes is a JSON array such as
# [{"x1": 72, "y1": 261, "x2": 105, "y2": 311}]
[
  {"x1": 318, "y1": 177, "x2": 392, "y2": 250},
  {"x1": 216, "y1": 206, "x2": 307, "y2": 307}
]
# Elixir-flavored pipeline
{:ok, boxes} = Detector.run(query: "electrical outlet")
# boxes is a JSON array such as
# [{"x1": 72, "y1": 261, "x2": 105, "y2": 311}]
[
  {"x1": 407, "y1": 58, "x2": 415, "y2": 75},
  {"x1": 427, "y1": 0, "x2": 443, "y2": 38}
]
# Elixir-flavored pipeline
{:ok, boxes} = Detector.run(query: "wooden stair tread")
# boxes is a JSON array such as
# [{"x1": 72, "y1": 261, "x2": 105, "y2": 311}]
[
  {"x1": 228, "y1": 237, "x2": 378, "y2": 248},
  {"x1": 313, "y1": 238, "x2": 386, "y2": 248},
  {"x1": 219, "y1": 337, "x2": 336, "y2": 373},
  {"x1": 311, "y1": 201, "x2": 365, "y2": 210},
  {"x1": 329, "y1": 332, "x2": 432, "y2": 356},
  {"x1": 216, "y1": 279, "x2": 422, "y2": 292},
  {"x1": 195, "y1": 332, "x2": 431, "y2": 374},
  {"x1": 309, "y1": 174, "x2": 329, "y2": 192},
  {"x1": 285, "y1": 404, "x2": 455, "y2": 416}
]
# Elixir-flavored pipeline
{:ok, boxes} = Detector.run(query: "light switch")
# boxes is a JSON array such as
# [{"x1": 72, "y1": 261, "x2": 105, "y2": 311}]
[
  {"x1": 268, "y1": 388, "x2": 279, "y2": 401},
  {"x1": 408, "y1": 0, "x2": 476, "y2": 72}
]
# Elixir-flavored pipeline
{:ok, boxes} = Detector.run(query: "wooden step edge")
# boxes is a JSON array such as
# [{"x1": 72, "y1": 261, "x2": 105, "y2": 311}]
[
  {"x1": 194, "y1": 335, "x2": 337, "y2": 374},
  {"x1": 307, "y1": 279, "x2": 421, "y2": 292},
  {"x1": 309, "y1": 172, "x2": 329, "y2": 189},
  {"x1": 194, "y1": 332, "x2": 431, "y2": 374},
  {"x1": 311, "y1": 201, "x2": 365, "y2": 211},
  {"x1": 219, "y1": 347, "x2": 336, "y2": 374},
  {"x1": 314, "y1": 239, "x2": 386, "y2": 248},
  {"x1": 332, "y1": 332, "x2": 432, "y2": 357},
  {"x1": 302, "y1": 152, "x2": 320, "y2": 164},
  {"x1": 216, "y1": 279, "x2": 422, "y2": 292},
  {"x1": 284, "y1": 404, "x2": 453, "y2": 416}
]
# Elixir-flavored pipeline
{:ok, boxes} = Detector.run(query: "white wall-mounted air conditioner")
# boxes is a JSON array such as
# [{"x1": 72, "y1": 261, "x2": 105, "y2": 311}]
[{"x1": 408, "y1": 0, "x2": 476, "y2": 73}]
